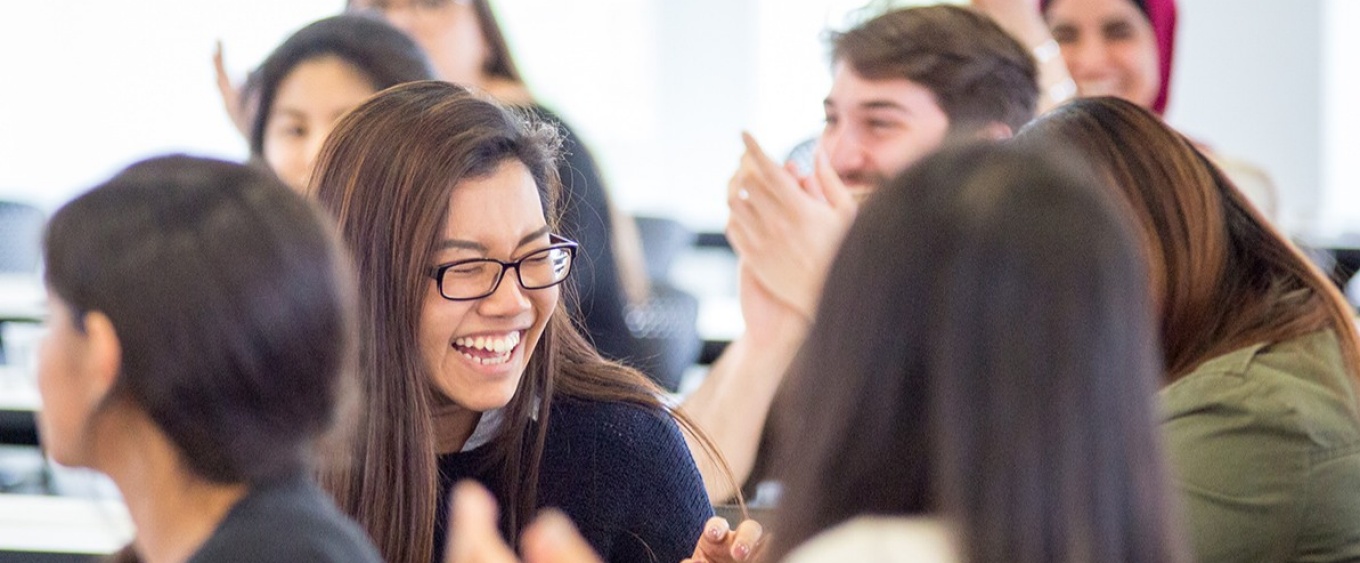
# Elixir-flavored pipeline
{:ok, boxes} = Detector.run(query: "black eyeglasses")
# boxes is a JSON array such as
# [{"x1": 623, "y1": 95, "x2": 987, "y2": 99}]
[{"x1": 428, "y1": 234, "x2": 578, "y2": 301}]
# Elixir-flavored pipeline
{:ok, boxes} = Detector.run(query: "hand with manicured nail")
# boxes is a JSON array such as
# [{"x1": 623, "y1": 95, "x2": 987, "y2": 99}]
[{"x1": 683, "y1": 516, "x2": 767, "y2": 562}]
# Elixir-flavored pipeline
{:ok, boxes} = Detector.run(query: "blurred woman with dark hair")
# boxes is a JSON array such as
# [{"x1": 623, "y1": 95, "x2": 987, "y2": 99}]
[
  {"x1": 37, "y1": 155, "x2": 379, "y2": 562},
  {"x1": 766, "y1": 142, "x2": 1185, "y2": 562},
  {"x1": 974, "y1": 0, "x2": 1281, "y2": 224},
  {"x1": 1018, "y1": 96, "x2": 1360, "y2": 563},
  {"x1": 244, "y1": 14, "x2": 434, "y2": 192},
  {"x1": 309, "y1": 80, "x2": 725, "y2": 563}
]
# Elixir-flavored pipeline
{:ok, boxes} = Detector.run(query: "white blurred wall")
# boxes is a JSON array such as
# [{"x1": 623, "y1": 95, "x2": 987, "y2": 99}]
[{"x1": 0, "y1": 1, "x2": 1353, "y2": 236}]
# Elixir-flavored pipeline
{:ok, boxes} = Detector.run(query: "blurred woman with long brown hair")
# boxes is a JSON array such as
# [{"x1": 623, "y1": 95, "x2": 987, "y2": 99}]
[
  {"x1": 764, "y1": 142, "x2": 1185, "y2": 563},
  {"x1": 1018, "y1": 96, "x2": 1360, "y2": 563}
]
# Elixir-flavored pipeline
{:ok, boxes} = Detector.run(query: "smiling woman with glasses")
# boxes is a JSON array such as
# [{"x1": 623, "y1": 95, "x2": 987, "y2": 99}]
[{"x1": 308, "y1": 80, "x2": 731, "y2": 563}]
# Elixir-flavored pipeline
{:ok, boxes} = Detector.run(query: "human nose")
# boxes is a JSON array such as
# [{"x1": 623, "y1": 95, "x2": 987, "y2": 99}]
[
  {"x1": 1062, "y1": 36, "x2": 1109, "y2": 79},
  {"x1": 821, "y1": 127, "x2": 865, "y2": 180},
  {"x1": 478, "y1": 265, "x2": 533, "y2": 316}
]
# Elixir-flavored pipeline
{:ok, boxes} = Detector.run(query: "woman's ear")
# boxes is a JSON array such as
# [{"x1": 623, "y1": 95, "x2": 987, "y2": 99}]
[{"x1": 80, "y1": 311, "x2": 123, "y2": 400}]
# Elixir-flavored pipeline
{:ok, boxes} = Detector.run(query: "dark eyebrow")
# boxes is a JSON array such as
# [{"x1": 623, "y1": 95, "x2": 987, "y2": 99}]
[
  {"x1": 860, "y1": 100, "x2": 911, "y2": 114},
  {"x1": 435, "y1": 225, "x2": 551, "y2": 253},
  {"x1": 518, "y1": 225, "x2": 552, "y2": 248}
]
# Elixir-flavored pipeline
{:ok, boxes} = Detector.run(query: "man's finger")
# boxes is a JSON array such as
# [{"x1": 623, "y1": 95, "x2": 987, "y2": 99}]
[{"x1": 740, "y1": 132, "x2": 804, "y2": 207}]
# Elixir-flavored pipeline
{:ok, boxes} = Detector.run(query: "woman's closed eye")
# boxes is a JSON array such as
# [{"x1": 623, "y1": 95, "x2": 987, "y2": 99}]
[{"x1": 448, "y1": 261, "x2": 491, "y2": 276}]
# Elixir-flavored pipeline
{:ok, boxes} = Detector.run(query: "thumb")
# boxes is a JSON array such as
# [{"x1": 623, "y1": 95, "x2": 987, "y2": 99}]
[
  {"x1": 447, "y1": 481, "x2": 518, "y2": 563},
  {"x1": 521, "y1": 510, "x2": 603, "y2": 563}
]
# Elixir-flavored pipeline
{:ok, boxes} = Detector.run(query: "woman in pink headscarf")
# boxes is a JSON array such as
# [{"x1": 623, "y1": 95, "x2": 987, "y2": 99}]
[
  {"x1": 1039, "y1": 0, "x2": 1176, "y2": 114},
  {"x1": 976, "y1": 0, "x2": 1281, "y2": 226},
  {"x1": 971, "y1": 0, "x2": 1173, "y2": 113}
]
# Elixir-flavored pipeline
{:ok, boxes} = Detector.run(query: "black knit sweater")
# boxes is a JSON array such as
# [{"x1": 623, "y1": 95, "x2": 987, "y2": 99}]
[{"x1": 434, "y1": 398, "x2": 711, "y2": 562}]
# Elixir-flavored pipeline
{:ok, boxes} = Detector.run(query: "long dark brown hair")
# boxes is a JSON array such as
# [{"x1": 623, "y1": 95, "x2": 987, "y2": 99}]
[
  {"x1": 1018, "y1": 96, "x2": 1360, "y2": 384},
  {"x1": 309, "y1": 80, "x2": 724, "y2": 563},
  {"x1": 769, "y1": 143, "x2": 1185, "y2": 562}
]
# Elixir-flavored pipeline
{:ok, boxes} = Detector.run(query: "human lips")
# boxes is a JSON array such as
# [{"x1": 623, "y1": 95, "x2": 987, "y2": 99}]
[{"x1": 452, "y1": 331, "x2": 523, "y2": 366}]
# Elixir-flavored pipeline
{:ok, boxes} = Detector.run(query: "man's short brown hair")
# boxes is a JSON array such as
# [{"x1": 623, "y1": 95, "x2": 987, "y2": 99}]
[{"x1": 831, "y1": 5, "x2": 1038, "y2": 133}]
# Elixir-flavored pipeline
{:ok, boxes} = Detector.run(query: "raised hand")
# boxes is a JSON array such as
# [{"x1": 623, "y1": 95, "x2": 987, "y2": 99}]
[
  {"x1": 726, "y1": 132, "x2": 857, "y2": 321},
  {"x1": 213, "y1": 40, "x2": 251, "y2": 138}
]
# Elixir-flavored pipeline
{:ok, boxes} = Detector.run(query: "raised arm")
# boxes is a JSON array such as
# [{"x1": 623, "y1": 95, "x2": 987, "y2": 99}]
[
  {"x1": 971, "y1": 0, "x2": 1076, "y2": 113},
  {"x1": 213, "y1": 40, "x2": 251, "y2": 138},
  {"x1": 680, "y1": 266, "x2": 809, "y2": 501},
  {"x1": 681, "y1": 133, "x2": 859, "y2": 501}
]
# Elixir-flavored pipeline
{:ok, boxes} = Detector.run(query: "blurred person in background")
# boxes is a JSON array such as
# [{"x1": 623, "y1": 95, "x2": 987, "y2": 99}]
[
  {"x1": 245, "y1": 14, "x2": 433, "y2": 193},
  {"x1": 1018, "y1": 96, "x2": 1360, "y2": 563},
  {"x1": 38, "y1": 155, "x2": 379, "y2": 563},
  {"x1": 975, "y1": 0, "x2": 1281, "y2": 225},
  {"x1": 683, "y1": 5, "x2": 1038, "y2": 503}
]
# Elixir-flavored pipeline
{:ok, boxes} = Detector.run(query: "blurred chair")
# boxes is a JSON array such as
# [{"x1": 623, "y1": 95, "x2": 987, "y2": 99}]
[
  {"x1": 634, "y1": 215, "x2": 697, "y2": 282},
  {"x1": 627, "y1": 216, "x2": 702, "y2": 392},
  {"x1": 0, "y1": 201, "x2": 44, "y2": 274}
]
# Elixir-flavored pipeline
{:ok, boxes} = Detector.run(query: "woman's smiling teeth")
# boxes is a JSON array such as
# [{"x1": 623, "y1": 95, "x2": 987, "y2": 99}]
[{"x1": 454, "y1": 331, "x2": 521, "y2": 365}]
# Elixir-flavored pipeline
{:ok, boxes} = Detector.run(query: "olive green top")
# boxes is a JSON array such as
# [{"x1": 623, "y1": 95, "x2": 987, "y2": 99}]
[{"x1": 1162, "y1": 329, "x2": 1360, "y2": 563}]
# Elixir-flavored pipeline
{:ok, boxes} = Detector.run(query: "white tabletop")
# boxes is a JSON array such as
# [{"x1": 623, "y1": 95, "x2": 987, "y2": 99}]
[{"x1": 0, "y1": 494, "x2": 132, "y2": 554}]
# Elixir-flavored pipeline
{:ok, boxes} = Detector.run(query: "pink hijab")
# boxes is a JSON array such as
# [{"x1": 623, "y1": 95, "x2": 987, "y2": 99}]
[{"x1": 1040, "y1": 0, "x2": 1177, "y2": 115}]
